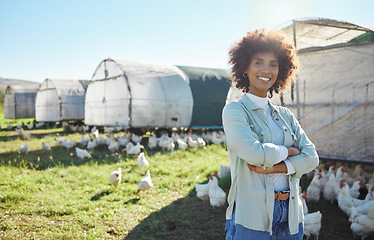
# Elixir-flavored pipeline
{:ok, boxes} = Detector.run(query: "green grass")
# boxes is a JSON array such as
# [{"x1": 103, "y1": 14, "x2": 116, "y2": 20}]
[{"x1": 0, "y1": 129, "x2": 230, "y2": 239}]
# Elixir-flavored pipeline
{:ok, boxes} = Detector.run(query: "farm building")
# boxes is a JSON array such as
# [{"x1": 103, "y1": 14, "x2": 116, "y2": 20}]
[
  {"x1": 4, "y1": 84, "x2": 40, "y2": 119},
  {"x1": 227, "y1": 18, "x2": 374, "y2": 162},
  {"x1": 35, "y1": 79, "x2": 88, "y2": 122},
  {"x1": 177, "y1": 66, "x2": 231, "y2": 128},
  {"x1": 84, "y1": 58, "x2": 193, "y2": 129}
]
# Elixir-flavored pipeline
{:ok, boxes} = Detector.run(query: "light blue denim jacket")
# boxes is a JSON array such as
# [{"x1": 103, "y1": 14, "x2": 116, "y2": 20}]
[{"x1": 223, "y1": 95, "x2": 319, "y2": 235}]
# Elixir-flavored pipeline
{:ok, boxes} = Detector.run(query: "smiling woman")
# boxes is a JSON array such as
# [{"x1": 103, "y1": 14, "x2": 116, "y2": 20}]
[{"x1": 223, "y1": 29, "x2": 319, "y2": 239}]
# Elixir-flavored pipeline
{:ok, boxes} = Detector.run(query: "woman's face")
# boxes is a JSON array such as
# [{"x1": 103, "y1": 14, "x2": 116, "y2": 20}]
[{"x1": 244, "y1": 51, "x2": 279, "y2": 98}]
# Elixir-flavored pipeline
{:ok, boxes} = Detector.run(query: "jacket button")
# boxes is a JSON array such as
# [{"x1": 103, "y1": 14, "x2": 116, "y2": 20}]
[
  {"x1": 284, "y1": 129, "x2": 288, "y2": 132},
  {"x1": 292, "y1": 197, "x2": 294, "y2": 199},
  {"x1": 275, "y1": 118, "x2": 279, "y2": 121}
]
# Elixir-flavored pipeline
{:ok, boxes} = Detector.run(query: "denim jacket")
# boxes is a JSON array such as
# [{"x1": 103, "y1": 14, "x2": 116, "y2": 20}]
[{"x1": 222, "y1": 95, "x2": 319, "y2": 235}]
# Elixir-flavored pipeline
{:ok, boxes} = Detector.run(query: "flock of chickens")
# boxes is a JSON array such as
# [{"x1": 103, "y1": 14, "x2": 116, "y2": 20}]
[
  {"x1": 305, "y1": 162, "x2": 374, "y2": 239},
  {"x1": 13, "y1": 123, "x2": 227, "y2": 195}
]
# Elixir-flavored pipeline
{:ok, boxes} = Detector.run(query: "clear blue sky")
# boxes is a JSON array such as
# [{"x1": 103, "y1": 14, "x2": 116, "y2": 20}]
[{"x1": 0, "y1": 0, "x2": 373, "y2": 83}]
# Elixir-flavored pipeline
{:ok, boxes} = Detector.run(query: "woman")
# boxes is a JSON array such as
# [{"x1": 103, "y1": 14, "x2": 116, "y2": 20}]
[{"x1": 223, "y1": 29, "x2": 319, "y2": 239}]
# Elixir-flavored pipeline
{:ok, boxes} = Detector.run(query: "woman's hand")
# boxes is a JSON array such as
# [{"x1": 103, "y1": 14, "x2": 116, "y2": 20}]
[
  {"x1": 287, "y1": 146, "x2": 301, "y2": 157},
  {"x1": 247, "y1": 162, "x2": 288, "y2": 174},
  {"x1": 247, "y1": 163, "x2": 272, "y2": 174}
]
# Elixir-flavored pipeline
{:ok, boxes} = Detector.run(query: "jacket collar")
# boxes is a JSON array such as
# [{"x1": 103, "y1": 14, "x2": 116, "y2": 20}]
[{"x1": 238, "y1": 94, "x2": 280, "y2": 114}]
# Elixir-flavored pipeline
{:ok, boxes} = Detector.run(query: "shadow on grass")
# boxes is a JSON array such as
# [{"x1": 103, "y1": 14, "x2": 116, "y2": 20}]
[
  {"x1": 123, "y1": 176, "x2": 231, "y2": 240},
  {"x1": 91, "y1": 190, "x2": 113, "y2": 201},
  {"x1": 124, "y1": 198, "x2": 140, "y2": 205}
]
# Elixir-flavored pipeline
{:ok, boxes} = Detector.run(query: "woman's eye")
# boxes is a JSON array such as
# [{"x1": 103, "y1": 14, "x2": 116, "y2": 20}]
[
  {"x1": 271, "y1": 64, "x2": 278, "y2": 68},
  {"x1": 255, "y1": 61, "x2": 262, "y2": 65}
]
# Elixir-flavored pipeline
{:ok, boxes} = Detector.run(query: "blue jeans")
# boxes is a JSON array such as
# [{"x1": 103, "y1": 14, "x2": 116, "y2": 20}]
[{"x1": 225, "y1": 200, "x2": 303, "y2": 240}]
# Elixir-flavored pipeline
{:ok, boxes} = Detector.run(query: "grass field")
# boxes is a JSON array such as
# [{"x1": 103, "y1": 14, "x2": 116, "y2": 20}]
[
  {"x1": 1, "y1": 126, "x2": 374, "y2": 239},
  {"x1": 0, "y1": 128, "x2": 230, "y2": 239}
]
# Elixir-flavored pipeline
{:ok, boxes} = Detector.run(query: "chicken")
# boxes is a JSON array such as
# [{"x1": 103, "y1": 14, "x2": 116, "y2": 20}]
[
  {"x1": 16, "y1": 128, "x2": 31, "y2": 139},
  {"x1": 63, "y1": 139, "x2": 76, "y2": 149},
  {"x1": 158, "y1": 138, "x2": 175, "y2": 151},
  {"x1": 137, "y1": 152, "x2": 149, "y2": 169},
  {"x1": 97, "y1": 135, "x2": 107, "y2": 146},
  {"x1": 349, "y1": 205, "x2": 374, "y2": 240},
  {"x1": 326, "y1": 165, "x2": 336, "y2": 178},
  {"x1": 87, "y1": 139, "x2": 98, "y2": 150},
  {"x1": 147, "y1": 134, "x2": 158, "y2": 149},
  {"x1": 75, "y1": 147, "x2": 92, "y2": 159},
  {"x1": 7, "y1": 124, "x2": 13, "y2": 130},
  {"x1": 338, "y1": 180, "x2": 368, "y2": 216},
  {"x1": 55, "y1": 138, "x2": 67, "y2": 147},
  {"x1": 300, "y1": 191, "x2": 308, "y2": 215},
  {"x1": 26, "y1": 122, "x2": 34, "y2": 129},
  {"x1": 176, "y1": 138, "x2": 188, "y2": 151},
  {"x1": 20, "y1": 142, "x2": 29, "y2": 154},
  {"x1": 350, "y1": 180, "x2": 364, "y2": 199},
  {"x1": 137, "y1": 170, "x2": 153, "y2": 192},
  {"x1": 211, "y1": 131, "x2": 225, "y2": 145},
  {"x1": 126, "y1": 142, "x2": 134, "y2": 153},
  {"x1": 196, "y1": 137, "x2": 206, "y2": 148},
  {"x1": 42, "y1": 142, "x2": 51, "y2": 152},
  {"x1": 118, "y1": 134, "x2": 130, "y2": 147},
  {"x1": 131, "y1": 133, "x2": 142, "y2": 144},
  {"x1": 304, "y1": 211, "x2": 322, "y2": 240},
  {"x1": 109, "y1": 167, "x2": 121, "y2": 187},
  {"x1": 307, "y1": 173, "x2": 322, "y2": 202},
  {"x1": 79, "y1": 134, "x2": 89, "y2": 147},
  {"x1": 317, "y1": 167, "x2": 328, "y2": 190},
  {"x1": 323, "y1": 173, "x2": 340, "y2": 203},
  {"x1": 217, "y1": 165, "x2": 230, "y2": 179},
  {"x1": 82, "y1": 125, "x2": 90, "y2": 132},
  {"x1": 187, "y1": 136, "x2": 198, "y2": 148},
  {"x1": 195, "y1": 179, "x2": 211, "y2": 201},
  {"x1": 209, "y1": 173, "x2": 227, "y2": 208},
  {"x1": 127, "y1": 142, "x2": 143, "y2": 155},
  {"x1": 108, "y1": 139, "x2": 120, "y2": 152}
]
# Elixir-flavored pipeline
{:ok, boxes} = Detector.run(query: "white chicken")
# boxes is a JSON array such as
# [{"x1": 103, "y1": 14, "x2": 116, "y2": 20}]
[
  {"x1": 131, "y1": 133, "x2": 142, "y2": 144},
  {"x1": 55, "y1": 138, "x2": 67, "y2": 147},
  {"x1": 323, "y1": 173, "x2": 340, "y2": 203},
  {"x1": 63, "y1": 139, "x2": 76, "y2": 149},
  {"x1": 196, "y1": 137, "x2": 206, "y2": 148},
  {"x1": 212, "y1": 131, "x2": 225, "y2": 145},
  {"x1": 158, "y1": 138, "x2": 175, "y2": 151},
  {"x1": 303, "y1": 211, "x2": 322, "y2": 240},
  {"x1": 187, "y1": 136, "x2": 198, "y2": 148},
  {"x1": 79, "y1": 134, "x2": 89, "y2": 147},
  {"x1": 137, "y1": 170, "x2": 153, "y2": 192},
  {"x1": 109, "y1": 167, "x2": 121, "y2": 187},
  {"x1": 307, "y1": 173, "x2": 322, "y2": 202},
  {"x1": 338, "y1": 180, "x2": 368, "y2": 216},
  {"x1": 87, "y1": 139, "x2": 98, "y2": 150},
  {"x1": 176, "y1": 138, "x2": 188, "y2": 151},
  {"x1": 20, "y1": 142, "x2": 29, "y2": 154},
  {"x1": 7, "y1": 124, "x2": 13, "y2": 130},
  {"x1": 75, "y1": 147, "x2": 92, "y2": 159},
  {"x1": 127, "y1": 142, "x2": 143, "y2": 155},
  {"x1": 208, "y1": 173, "x2": 227, "y2": 208},
  {"x1": 137, "y1": 152, "x2": 149, "y2": 169},
  {"x1": 147, "y1": 134, "x2": 158, "y2": 149},
  {"x1": 42, "y1": 142, "x2": 51, "y2": 152},
  {"x1": 26, "y1": 122, "x2": 34, "y2": 130},
  {"x1": 349, "y1": 205, "x2": 374, "y2": 240},
  {"x1": 195, "y1": 179, "x2": 211, "y2": 201},
  {"x1": 217, "y1": 165, "x2": 230, "y2": 179},
  {"x1": 97, "y1": 135, "x2": 107, "y2": 146},
  {"x1": 108, "y1": 139, "x2": 120, "y2": 152},
  {"x1": 350, "y1": 180, "x2": 364, "y2": 199}
]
